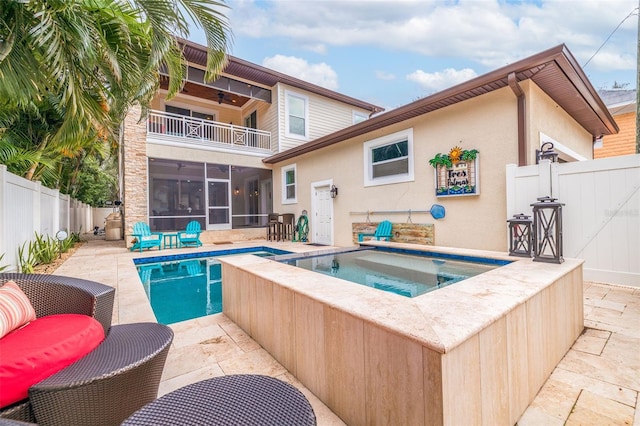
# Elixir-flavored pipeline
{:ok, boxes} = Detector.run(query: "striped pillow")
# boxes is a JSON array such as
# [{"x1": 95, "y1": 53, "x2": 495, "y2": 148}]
[{"x1": 0, "y1": 281, "x2": 36, "y2": 339}]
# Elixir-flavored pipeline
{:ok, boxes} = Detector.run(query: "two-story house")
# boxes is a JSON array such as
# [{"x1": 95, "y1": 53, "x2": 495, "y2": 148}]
[{"x1": 121, "y1": 38, "x2": 383, "y2": 245}]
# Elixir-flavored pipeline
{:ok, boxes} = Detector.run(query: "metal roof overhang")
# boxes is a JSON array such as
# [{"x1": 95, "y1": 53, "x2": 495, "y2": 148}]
[
  {"x1": 263, "y1": 44, "x2": 618, "y2": 164},
  {"x1": 177, "y1": 38, "x2": 383, "y2": 114}
]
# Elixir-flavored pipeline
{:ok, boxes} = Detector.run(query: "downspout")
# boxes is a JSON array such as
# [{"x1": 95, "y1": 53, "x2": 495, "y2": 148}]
[{"x1": 508, "y1": 72, "x2": 527, "y2": 166}]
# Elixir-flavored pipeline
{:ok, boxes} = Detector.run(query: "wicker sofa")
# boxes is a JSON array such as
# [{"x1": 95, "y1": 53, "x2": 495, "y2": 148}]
[{"x1": 0, "y1": 274, "x2": 174, "y2": 426}]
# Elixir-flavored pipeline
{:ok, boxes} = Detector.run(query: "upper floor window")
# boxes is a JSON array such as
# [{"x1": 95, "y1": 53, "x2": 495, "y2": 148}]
[
  {"x1": 282, "y1": 164, "x2": 297, "y2": 204},
  {"x1": 353, "y1": 111, "x2": 368, "y2": 124},
  {"x1": 285, "y1": 91, "x2": 308, "y2": 140},
  {"x1": 363, "y1": 129, "x2": 414, "y2": 186}
]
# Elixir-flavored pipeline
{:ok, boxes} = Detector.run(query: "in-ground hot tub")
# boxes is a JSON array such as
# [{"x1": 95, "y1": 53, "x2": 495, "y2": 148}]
[{"x1": 220, "y1": 242, "x2": 584, "y2": 426}]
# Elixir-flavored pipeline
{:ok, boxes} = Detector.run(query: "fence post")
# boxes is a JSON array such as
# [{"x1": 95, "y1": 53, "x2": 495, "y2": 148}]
[{"x1": 505, "y1": 164, "x2": 518, "y2": 220}]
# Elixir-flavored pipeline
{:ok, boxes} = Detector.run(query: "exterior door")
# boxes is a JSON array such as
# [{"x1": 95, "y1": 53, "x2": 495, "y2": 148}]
[
  {"x1": 207, "y1": 180, "x2": 231, "y2": 230},
  {"x1": 312, "y1": 181, "x2": 333, "y2": 245}
]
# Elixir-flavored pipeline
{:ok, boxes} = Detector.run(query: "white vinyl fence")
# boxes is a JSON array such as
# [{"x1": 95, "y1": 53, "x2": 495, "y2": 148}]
[
  {"x1": 0, "y1": 165, "x2": 93, "y2": 272},
  {"x1": 506, "y1": 154, "x2": 640, "y2": 286}
]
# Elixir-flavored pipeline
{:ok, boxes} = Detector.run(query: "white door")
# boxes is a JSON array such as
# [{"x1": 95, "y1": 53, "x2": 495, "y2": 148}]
[{"x1": 312, "y1": 182, "x2": 333, "y2": 245}]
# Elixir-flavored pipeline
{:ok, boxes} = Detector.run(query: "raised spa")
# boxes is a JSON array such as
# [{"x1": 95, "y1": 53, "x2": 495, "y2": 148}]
[
  {"x1": 278, "y1": 247, "x2": 511, "y2": 297},
  {"x1": 219, "y1": 242, "x2": 584, "y2": 425}
]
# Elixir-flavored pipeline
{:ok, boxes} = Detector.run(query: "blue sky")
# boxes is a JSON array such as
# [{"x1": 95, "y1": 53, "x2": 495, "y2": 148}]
[{"x1": 189, "y1": 0, "x2": 638, "y2": 111}]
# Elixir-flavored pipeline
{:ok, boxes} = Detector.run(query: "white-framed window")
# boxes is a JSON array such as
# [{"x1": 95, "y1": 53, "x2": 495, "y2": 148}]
[
  {"x1": 363, "y1": 129, "x2": 414, "y2": 187},
  {"x1": 285, "y1": 90, "x2": 308, "y2": 140},
  {"x1": 282, "y1": 164, "x2": 297, "y2": 204},
  {"x1": 353, "y1": 110, "x2": 368, "y2": 124}
]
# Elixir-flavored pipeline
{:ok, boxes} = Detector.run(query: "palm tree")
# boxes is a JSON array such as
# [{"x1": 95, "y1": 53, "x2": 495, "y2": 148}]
[{"x1": 0, "y1": 0, "x2": 230, "y2": 199}]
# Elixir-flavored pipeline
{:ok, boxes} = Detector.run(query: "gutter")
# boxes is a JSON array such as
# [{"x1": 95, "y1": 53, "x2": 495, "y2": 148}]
[{"x1": 508, "y1": 72, "x2": 527, "y2": 166}]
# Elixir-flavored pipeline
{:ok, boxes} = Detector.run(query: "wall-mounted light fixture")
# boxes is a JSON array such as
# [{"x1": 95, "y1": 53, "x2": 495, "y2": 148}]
[
  {"x1": 536, "y1": 142, "x2": 559, "y2": 164},
  {"x1": 234, "y1": 186, "x2": 240, "y2": 195},
  {"x1": 330, "y1": 185, "x2": 339, "y2": 198}
]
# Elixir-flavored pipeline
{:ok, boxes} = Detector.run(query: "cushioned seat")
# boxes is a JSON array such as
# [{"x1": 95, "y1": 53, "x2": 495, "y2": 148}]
[{"x1": 0, "y1": 314, "x2": 105, "y2": 408}]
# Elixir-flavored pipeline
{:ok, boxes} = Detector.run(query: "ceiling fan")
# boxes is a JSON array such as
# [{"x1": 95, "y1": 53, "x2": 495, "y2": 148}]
[{"x1": 217, "y1": 91, "x2": 233, "y2": 104}]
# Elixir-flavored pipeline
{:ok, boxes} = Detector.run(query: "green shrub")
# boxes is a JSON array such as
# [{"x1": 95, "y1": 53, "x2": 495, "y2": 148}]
[{"x1": 0, "y1": 253, "x2": 8, "y2": 272}]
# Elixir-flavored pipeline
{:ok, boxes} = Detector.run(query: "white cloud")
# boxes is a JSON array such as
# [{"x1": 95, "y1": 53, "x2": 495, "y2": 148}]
[
  {"x1": 375, "y1": 71, "x2": 396, "y2": 81},
  {"x1": 407, "y1": 68, "x2": 478, "y2": 92},
  {"x1": 262, "y1": 55, "x2": 339, "y2": 90},
  {"x1": 227, "y1": 0, "x2": 638, "y2": 73},
  {"x1": 301, "y1": 43, "x2": 328, "y2": 55}
]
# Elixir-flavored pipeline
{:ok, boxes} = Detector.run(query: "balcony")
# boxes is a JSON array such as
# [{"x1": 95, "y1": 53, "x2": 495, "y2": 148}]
[{"x1": 147, "y1": 110, "x2": 272, "y2": 153}]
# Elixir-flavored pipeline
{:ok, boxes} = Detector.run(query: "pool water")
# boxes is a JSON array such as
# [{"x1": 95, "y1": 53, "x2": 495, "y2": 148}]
[
  {"x1": 281, "y1": 248, "x2": 509, "y2": 298},
  {"x1": 134, "y1": 247, "x2": 289, "y2": 324}
]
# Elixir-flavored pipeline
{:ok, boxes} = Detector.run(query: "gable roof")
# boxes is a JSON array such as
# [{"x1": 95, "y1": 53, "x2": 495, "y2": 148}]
[
  {"x1": 264, "y1": 44, "x2": 618, "y2": 164},
  {"x1": 177, "y1": 38, "x2": 383, "y2": 114}
]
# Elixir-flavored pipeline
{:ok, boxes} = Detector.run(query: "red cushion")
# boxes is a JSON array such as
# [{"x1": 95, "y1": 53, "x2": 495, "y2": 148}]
[{"x1": 0, "y1": 314, "x2": 105, "y2": 408}]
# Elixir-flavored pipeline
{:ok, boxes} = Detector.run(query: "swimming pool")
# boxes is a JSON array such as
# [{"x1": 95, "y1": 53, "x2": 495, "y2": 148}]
[
  {"x1": 279, "y1": 247, "x2": 510, "y2": 297},
  {"x1": 133, "y1": 246, "x2": 290, "y2": 324}
]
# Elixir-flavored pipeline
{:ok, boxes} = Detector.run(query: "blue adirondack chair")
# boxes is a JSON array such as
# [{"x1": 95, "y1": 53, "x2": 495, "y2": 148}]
[
  {"x1": 131, "y1": 222, "x2": 163, "y2": 252},
  {"x1": 178, "y1": 221, "x2": 203, "y2": 247},
  {"x1": 358, "y1": 220, "x2": 393, "y2": 242}
]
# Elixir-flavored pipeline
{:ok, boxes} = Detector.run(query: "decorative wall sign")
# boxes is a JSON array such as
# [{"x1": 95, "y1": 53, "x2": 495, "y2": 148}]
[{"x1": 429, "y1": 147, "x2": 479, "y2": 197}]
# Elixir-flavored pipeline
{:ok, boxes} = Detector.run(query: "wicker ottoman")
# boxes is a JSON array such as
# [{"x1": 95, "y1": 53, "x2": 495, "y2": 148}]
[{"x1": 122, "y1": 374, "x2": 316, "y2": 425}]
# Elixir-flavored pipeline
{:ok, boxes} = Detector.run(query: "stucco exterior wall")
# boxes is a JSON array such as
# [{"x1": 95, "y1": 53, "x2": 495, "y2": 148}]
[
  {"x1": 524, "y1": 81, "x2": 593, "y2": 162},
  {"x1": 273, "y1": 87, "x2": 520, "y2": 251},
  {"x1": 594, "y1": 111, "x2": 637, "y2": 158}
]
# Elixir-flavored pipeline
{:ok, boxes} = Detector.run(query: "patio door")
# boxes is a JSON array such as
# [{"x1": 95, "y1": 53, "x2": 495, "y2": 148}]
[
  {"x1": 207, "y1": 179, "x2": 231, "y2": 230},
  {"x1": 312, "y1": 180, "x2": 333, "y2": 245}
]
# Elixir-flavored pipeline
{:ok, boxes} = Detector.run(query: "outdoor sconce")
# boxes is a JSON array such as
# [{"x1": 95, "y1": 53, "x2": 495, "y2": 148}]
[
  {"x1": 531, "y1": 196, "x2": 564, "y2": 263},
  {"x1": 507, "y1": 213, "x2": 532, "y2": 257},
  {"x1": 330, "y1": 185, "x2": 339, "y2": 198},
  {"x1": 536, "y1": 141, "x2": 559, "y2": 164},
  {"x1": 234, "y1": 186, "x2": 240, "y2": 195}
]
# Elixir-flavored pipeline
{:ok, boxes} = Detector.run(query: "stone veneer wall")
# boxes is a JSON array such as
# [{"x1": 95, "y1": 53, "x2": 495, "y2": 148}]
[
  {"x1": 122, "y1": 104, "x2": 149, "y2": 247},
  {"x1": 352, "y1": 222, "x2": 435, "y2": 245}
]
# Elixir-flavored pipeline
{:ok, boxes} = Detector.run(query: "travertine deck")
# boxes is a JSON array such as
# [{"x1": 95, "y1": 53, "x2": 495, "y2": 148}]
[{"x1": 51, "y1": 238, "x2": 639, "y2": 426}]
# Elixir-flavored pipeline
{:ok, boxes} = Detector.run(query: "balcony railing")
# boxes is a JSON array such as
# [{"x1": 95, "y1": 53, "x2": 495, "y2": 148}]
[{"x1": 147, "y1": 110, "x2": 272, "y2": 152}]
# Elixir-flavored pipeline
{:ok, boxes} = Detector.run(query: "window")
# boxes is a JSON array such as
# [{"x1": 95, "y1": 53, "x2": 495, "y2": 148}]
[
  {"x1": 363, "y1": 129, "x2": 414, "y2": 186},
  {"x1": 282, "y1": 164, "x2": 297, "y2": 204},
  {"x1": 353, "y1": 111, "x2": 368, "y2": 124},
  {"x1": 285, "y1": 91, "x2": 308, "y2": 139}
]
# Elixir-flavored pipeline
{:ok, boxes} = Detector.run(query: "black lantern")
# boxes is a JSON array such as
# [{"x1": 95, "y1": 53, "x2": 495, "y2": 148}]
[
  {"x1": 330, "y1": 185, "x2": 339, "y2": 198},
  {"x1": 531, "y1": 196, "x2": 564, "y2": 263},
  {"x1": 536, "y1": 142, "x2": 559, "y2": 164},
  {"x1": 507, "y1": 214, "x2": 532, "y2": 257}
]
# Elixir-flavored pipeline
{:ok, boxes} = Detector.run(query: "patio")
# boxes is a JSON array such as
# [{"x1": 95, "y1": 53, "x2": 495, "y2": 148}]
[{"x1": 50, "y1": 238, "x2": 639, "y2": 425}]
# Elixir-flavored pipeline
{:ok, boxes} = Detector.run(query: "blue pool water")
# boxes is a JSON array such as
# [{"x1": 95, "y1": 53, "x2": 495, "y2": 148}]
[
  {"x1": 280, "y1": 247, "x2": 511, "y2": 298},
  {"x1": 134, "y1": 247, "x2": 290, "y2": 324}
]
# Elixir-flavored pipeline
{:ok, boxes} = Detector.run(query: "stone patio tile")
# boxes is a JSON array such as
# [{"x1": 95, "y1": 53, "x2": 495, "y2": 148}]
[
  {"x1": 600, "y1": 333, "x2": 640, "y2": 369},
  {"x1": 551, "y1": 367, "x2": 637, "y2": 407},
  {"x1": 517, "y1": 407, "x2": 565, "y2": 426},
  {"x1": 199, "y1": 334, "x2": 246, "y2": 363},
  {"x1": 218, "y1": 347, "x2": 287, "y2": 377},
  {"x1": 571, "y1": 332, "x2": 609, "y2": 355},
  {"x1": 583, "y1": 328, "x2": 612, "y2": 339},
  {"x1": 585, "y1": 298, "x2": 627, "y2": 312},
  {"x1": 567, "y1": 390, "x2": 635, "y2": 425},
  {"x1": 557, "y1": 350, "x2": 640, "y2": 391},
  {"x1": 169, "y1": 319, "x2": 227, "y2": 348},
  {"x1": 163, "y1": 343, "x2": 215, "y2": 380},
  {"x1": 159, "y1": 364, "x2": 225, "y2": 396},
  {"x1": 526, "y1": 378, "x2": 581, "y2": 422}
]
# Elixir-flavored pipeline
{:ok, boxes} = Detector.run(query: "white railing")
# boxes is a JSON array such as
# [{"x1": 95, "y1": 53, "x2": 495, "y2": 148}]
[
  {"x1": 147, "y1": 110, "x2": 272, "y2": 151},
  {"x1": 0, "y1": 165, "x2": 94, "y2": 272}
]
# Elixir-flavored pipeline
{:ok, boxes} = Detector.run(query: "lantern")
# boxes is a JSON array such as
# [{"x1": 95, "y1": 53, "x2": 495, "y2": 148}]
[
  {"x1": 507, "y1": 214, "x2": 532, "y2": 257},
  {"x1": 531, "y1": 196, "x2": 564, "y2": 263}
]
